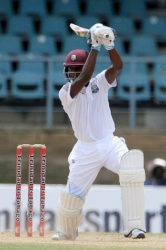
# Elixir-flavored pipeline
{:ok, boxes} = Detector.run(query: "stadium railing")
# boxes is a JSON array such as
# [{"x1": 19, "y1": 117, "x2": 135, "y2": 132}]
[{"x1": 0, "y1": 54, "x2": 165, "y2": 128}]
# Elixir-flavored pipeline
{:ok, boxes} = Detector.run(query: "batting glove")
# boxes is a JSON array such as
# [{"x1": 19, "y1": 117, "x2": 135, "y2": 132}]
[
  {"x1": 87, "y1": 23, "x2": 103, "y2": 51},
  {"x1": 94, "y1": 26, "x2": 117, "y2": 50},
  {"x1": 101, "y1": 38, "x2": 115, "y2": 50}
]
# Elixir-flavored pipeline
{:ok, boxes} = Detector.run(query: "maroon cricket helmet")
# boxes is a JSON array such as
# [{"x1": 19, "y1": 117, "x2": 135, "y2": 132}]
[{"x1": 64, "y1": 49, "x2": 89, "y2": 66}]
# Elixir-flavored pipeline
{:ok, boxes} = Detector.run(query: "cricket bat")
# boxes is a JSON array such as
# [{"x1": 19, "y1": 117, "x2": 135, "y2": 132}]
[
  {"x1": 70, "y1": 23, "x2": 89, "y2": 37},
  {"x1": 70, "y1": 23, "x2": 113, "y2": 40}
]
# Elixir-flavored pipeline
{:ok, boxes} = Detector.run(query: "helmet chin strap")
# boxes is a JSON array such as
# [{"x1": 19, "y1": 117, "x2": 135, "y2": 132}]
[{"x1": 68, "y1": 78, "x2": 73, "y2": 83}]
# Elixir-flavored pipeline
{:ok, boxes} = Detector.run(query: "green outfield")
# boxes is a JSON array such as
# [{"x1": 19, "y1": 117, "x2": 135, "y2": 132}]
[{"x1": 0, "y1": 232, "x2": 166, "y2": 250}]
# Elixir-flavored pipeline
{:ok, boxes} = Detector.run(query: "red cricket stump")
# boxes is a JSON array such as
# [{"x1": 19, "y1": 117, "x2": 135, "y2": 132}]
[
  {"x1": 15, "y1": 144, "x2": 46, "y2": 237},
  {"x1": 39, "y1": 147, "x2": 46, "y2": 236},
  {"x1": 27, "y1": 147, "x2": 34, "y2": 237},
  {"x1": 15, "y1": 147, "x2": 22, "y2": 237}
]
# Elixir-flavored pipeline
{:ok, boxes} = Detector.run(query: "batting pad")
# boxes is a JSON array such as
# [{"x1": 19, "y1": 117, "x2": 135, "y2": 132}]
[
  {"x1": 119, "y1": 150, "x2": 146, "y2": 236},
  {"x1": 57, "y1": 191, "x2": 84, "y2": 240}
]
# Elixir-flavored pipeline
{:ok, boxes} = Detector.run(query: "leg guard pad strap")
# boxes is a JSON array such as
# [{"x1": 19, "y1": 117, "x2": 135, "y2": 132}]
[{"x1": 120, "y1": 169, "x2": 145, "y2": 183}]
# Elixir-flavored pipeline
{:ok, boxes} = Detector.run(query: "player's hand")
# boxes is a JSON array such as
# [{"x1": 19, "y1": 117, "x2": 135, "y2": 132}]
[
  {"x1": 101, "y1": 37, "x2": 115, "y2": 50},
  {"x1": 95, "y1": 26, "x2": 117, "y2": 50},
  {"x1": 86, "y1": 23, "x2": 103, "y2": 51}
]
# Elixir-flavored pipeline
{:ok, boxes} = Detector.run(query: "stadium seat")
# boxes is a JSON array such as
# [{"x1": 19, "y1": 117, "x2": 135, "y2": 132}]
[
  {"x1": 62, "y1": 35, "x2": 89, "y2": 54},
  {"x1": 0, "y1": 35, "x2": 22, "y2": 55},
  {"x1": 130, "y1": 35, "x2": 158, "y2": 56},
  {"x1": 20, "y1": 0, "x2": 47, "y2": 17},
  {"x1": 115, "y1": 39, "x2": 126, "y2": 56},
  {"x1": 153, "y1": 59, "x2": 166, "y2": 101},
  {"x1": 120, "y1": 0, "x2": 147, "y2": 19},
  {"x1": 52, "y1": 62, "x2": 65, "y2": 99},
  {"x1": 93, "y1": 63, "x2": 107, "y2": 74},
  {"x1": 0, "y1": 74, "x2": 8, "y2": 98},
  {"x1": 76, "y1": 16, "x2": 101, "y2": 30},
  {"x1": 53, "y1": 62, "x2": 64, "y2": 83},
  {"x1": 154, "y1": 76, "x2": 166, "y2": 101},
  {"x1": 52, "y1": 0, "x2": 80, "y2": 18},
  {"x1": 117, "y1": 74, "x2": 151, "y2": 101},
  {"x1": 99, "y1": 38, "x2": 126, "y2": 56},
  {"x1": 109, "y1": 16, "x2": 135, "y2": 38},
  {"x1": 29, "y1": 36, "x2": 57, "y2": 55},
  {"x1": 154, "y1": 55, "x2": 166, "y2": 74},
  {"x1": 0, "y1": 0, "x2": 12, "y2": 17},
  {"x1": 11, "y1": 73, "x2": 45, "y2": 99},
  {"x1": 8, "y1": 16, "x2": 34, "y2": 37},
  {"x1": 17, "y1": 61, "x2": 45, "y2": 77},
  {"x1": 108, "y1": 88, "x2": 114, "y2": 100},
  {"x1": 86, "y1": 0, "x2": 113, "y2": 18},
  {"x1": 41, "y1": 16, "x2": 68, "y2": 39},
  {"x1": 122, "y1": 62, "x2": 148, "y2": 75},
  {"x1": 142, "y1": 16, "x2": 166, "y2": 40},
  {"x1": 0, "y1": 62, "x2": 12, "y2": 76},
  {"x1": 154, "y1": 60, "x2": 166, "y2": 77}
]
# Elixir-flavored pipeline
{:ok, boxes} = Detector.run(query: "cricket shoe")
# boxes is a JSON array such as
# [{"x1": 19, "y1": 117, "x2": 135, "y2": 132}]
[
  {"x1": 126, "y1": 229, "x2": 145, "y2": 239},
  {"x1": 52, "y1": 230, "x2": 78, "y2": 241},
  {"x1": 52, "y1": 232, "x2": 68, "y2": 240}
]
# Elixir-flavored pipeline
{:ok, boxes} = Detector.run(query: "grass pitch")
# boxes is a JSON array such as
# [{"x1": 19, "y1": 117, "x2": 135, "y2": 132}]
[{"x1": 0, "y1": 232, "x2": 166, "y2": 250}]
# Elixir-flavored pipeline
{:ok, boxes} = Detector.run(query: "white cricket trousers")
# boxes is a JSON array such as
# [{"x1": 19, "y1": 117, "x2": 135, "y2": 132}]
[{"x1": 66, "y1": 135, "x2": 128, "y2": 199}]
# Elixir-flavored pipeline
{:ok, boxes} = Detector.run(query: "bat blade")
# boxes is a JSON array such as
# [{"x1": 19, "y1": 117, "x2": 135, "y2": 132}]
[{"x1": 70, "y1": 23, "x2": 89, "y2": 37}]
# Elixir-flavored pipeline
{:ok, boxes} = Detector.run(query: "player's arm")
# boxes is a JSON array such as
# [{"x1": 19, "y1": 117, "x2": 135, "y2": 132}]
[
  {"x1": 70, "y1": 49, "x2": 98, "y2": 98},
  {"x1": 70, "y1": 23, "x2": 103, "y2": 98},
  {"x1": 105, "y1": 48, "x2": 123, "y2": 84},
  {"x1": 95, "y1": 26, "x2": 122, "y2": 84}
]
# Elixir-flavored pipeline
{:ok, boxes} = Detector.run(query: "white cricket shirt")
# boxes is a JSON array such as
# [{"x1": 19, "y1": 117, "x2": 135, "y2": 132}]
[{"x1": 59, "y1": 70, "x2": 117, "y2": 142}]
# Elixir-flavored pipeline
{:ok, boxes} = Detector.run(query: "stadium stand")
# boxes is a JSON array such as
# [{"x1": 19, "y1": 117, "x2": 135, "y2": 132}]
[
  {"x1": 28, "y1": 35, "x2": 57, "y2": 55},
  {"x1": 0, "y1": 74, "x2": 8, "y2": 98},
  {"x1": 86, "y1": 0, "x2": 113, "y2": 18},
  {"x1": 8, "y1": 16, "x2": 35, "y2": 37},
  {"x1": 53, "y1": 61, "x2": 64, "y2": 85},
  {"x1": 108, "y1": 16, "x2": 135, "y2": 38},
  {"x1": 11, "y1": 73, "x2": 45, "y2": 99},
  {"x1": 119, "y1": 0, "x2": 147, "y2": 19},
  {"x1": 76, "y1": 16, "x2": 101, "y2": 30},
  {"x1": 154, "y1": 59, "x2": 166, "y2": 77},
  {"x1": 153, "y1": 76, "x2": 166, "y2": 101},
  {"x1": 20, "y1": 0, "x2": 47, "y2": 17},
  {"x1": 0, "y1": 0, "x2": 166, "y2": 113},
  {"x1": 153, "y1": 58, "x2": 166, "y2": 101},
  {"x1": 117, "y1": 74, "x2": 151, "y2": 101},
  {"x1": 16, "y1": 61, "x2": 45, "y2": 77},
  {"x1": 52, "y1": 0, "x2": 81, "y2": 19},
  {"x1": 99, "y1": 38, "x2": 126, "y2": 56},
  {"x1": 0, "y1": 62, "x2": 12, "y2": 77},
  {"x1": 122, "y1": 63, "x2": 148, "y2": 75},
  {"x1": 62, "y1": 35, "x2": 89, "y2": 54},
  {"x1": 130, "y1": 35, "x2": 158, "y2": 56},
  {"x1": 51, "y1": 72, "x2": 64, "y2": 99},
  {"x1": 41, "y1": 16, "x2": 68, "y2": 39},
  {"x1": 0, "y1": 35, "x2": 22, "y2": 55},
  {"x1": 142, "y1": 16, "x2": 166, "y2": 40},
  {"x1": 0, "y1": 0, "x2": 12, "y2": 17}
]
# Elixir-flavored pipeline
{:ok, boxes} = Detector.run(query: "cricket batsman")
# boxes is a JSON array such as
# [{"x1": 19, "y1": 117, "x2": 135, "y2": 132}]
[{"x1": 52, "y1": 23, "x2": 146, "y2": 240}]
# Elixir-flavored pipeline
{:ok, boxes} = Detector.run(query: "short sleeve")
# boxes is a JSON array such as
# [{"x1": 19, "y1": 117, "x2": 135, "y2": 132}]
[
  {"x1": 95, "y1": 70, "x2": 117, "y2": 92},
  {"x1": 59, "y1": 82, "x2": 75, "y2": 108}
]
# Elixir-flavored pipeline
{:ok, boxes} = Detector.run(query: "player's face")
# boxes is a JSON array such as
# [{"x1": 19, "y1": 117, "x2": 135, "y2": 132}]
[{"x1": 68, "y1": 65, "x2": 83, "y2": 80}]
